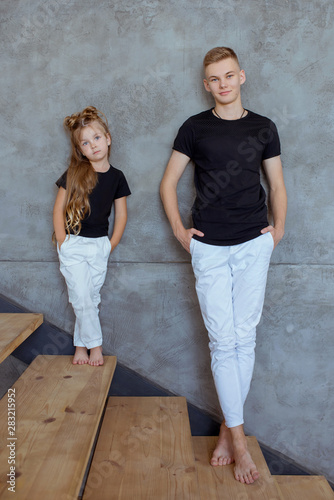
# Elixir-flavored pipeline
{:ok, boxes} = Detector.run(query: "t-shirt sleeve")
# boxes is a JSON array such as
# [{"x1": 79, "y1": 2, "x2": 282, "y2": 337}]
[
  {"x1": 262, "y1": 120, "x2": 281, "y2": 160},
  {"x1": 114, "y1": 171, "x2": 131, "y2": 199},
  {"x1": 55, "y1": 170, "x2": 67, "y2": 189},
  {"x1": 172, "y1": 118, "x2": 195, "y2": 159}
]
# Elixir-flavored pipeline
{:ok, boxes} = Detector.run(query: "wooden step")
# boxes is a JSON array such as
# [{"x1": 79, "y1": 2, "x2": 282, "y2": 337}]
[
  {"x1": 0, "y1": 355, "x2": 116, "y2": 500},
  {"x1": 0, "y1": 313, "x2": 43, "y2": 363},
  {"x1": 193, "y1": 435, "x2": 284, "y2": 499},
  {"x1": 82, "y1": 396, "x2": 200, "y2": 500},
  {"x1": 274, "y1": 475, "x2": 334, "y2": 499}
]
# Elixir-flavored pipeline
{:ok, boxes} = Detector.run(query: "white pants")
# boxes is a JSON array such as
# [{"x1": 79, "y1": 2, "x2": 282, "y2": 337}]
[
  {"x1": 57, "y1": 235, "x2": 111, "y2": 349},
  {"x1": 190, "y1": 232, "x2": 274, "y2": 428}
]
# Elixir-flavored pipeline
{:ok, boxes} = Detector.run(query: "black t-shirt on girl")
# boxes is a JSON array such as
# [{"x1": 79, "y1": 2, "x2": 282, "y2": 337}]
[
  {"x1": 173, "y1": 109, "x2": 281, "y2": 246},
  {"x1": 56, "y1": 164, "x2": 131, "y2": 238}
]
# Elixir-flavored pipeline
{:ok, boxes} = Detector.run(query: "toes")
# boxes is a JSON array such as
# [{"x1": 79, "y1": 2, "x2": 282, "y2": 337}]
[
  {"x1": 234, "y1": 469, "x2": 259, "y2": 484},
  {"x1": 234, "y1": 469, "x2": 248, "y2": 484},
  {"x1": 212, "y1": 453, "x2": 235, "y2": 467},
  {"x1": 88, "y1": 358, "x2": 103, "y2": 366},
  {"x1": 211, "y1": 456, "x2": 227, "y2": 467},
  {"x1": 235, "y1": 472, "x2": 244, "y2": 484},
  {"x1": 73, "y1": 356, "x2": 89, "y2": 365},
  {"x1": 252, "y1": 470, "x2": 260, "y2": 481},
  {"x1": 245, "y1": 474, "x2": 253, "y2": 484}
]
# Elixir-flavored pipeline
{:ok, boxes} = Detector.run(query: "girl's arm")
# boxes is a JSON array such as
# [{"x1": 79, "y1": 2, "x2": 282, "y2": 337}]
[
  {"x1": 110, "y1": 196, "x2": 128, "y2": 251},
  {"x1": 53, "y1": 187, "x2": 67, "y2": 247}
]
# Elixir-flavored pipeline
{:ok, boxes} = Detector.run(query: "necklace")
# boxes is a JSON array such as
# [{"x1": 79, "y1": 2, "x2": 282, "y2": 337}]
[{"x1": 213, "y1": 108, "x2": 246, "y2": 120}]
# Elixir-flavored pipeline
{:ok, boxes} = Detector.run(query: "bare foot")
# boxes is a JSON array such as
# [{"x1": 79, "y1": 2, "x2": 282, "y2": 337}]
[
  {"x1": 233, "y1": 437, "x2": 259, "y2": 484},
  {"x1": 89, "y1": 346, "x2": 104, "y2": 366},
  {"x1": 211, "y1": 422, "x2": 234, "y2": 466},
  {"x1": 73, "y1": 346, "x2": 89, "y2": 365}
]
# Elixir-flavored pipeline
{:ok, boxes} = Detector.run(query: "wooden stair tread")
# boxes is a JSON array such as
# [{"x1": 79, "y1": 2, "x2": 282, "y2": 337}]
[
  {"x1": 192, "y1": 436, "x2": 283, "y2": 499},
  {"x1": 82, "y1": 396, "x2": 199, "y2": 500},
  {"x1": 0, "y1": 355, "x2": 116, "y2": 500},
  {"x1": 0, "y1": 313, "x2": 43, "y2": 363},
  {"x1": 274, "y1": 475, "x2": 334, "y2": 499}
]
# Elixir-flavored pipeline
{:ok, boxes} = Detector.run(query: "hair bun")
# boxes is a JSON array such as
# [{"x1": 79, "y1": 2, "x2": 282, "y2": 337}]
[
  {"x1": 63, "y1": 106, "x2": 108, "y2": 131},
  {"x1": 63, "y1": 113, "x2": 80, "y2": 130}
]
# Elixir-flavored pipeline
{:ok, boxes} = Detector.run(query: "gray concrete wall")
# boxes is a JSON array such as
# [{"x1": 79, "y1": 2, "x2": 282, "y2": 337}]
[{"x1": 1, "y1": 0, "x2": 333, "y2": 482}]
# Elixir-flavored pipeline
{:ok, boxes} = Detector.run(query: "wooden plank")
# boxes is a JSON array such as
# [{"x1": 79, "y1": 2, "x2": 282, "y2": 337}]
[
  {"x1": 82, "y1": 396, "x2": 200, "y2": 500},
  {"x1": 0, "y1": 355, "x2": 116, "y2": 500},
  {"x1": 0, "y1": 313, "x2": 43, "y2": 364},
  {"x1": 274, "y1": 475, "x2": 334, "y2": 499},
  {"x1": 193, "y1": 436, "x2": 284, "y2": 500}
]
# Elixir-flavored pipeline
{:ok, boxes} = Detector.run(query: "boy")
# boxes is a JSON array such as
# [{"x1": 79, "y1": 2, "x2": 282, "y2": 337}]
[{"x1": 160, "y1": 47, "x2": 287, "y2": 484}]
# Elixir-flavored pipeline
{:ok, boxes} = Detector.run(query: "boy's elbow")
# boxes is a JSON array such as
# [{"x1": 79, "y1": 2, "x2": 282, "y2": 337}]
[
  {"x1": 159, "y1": 180, "x2": 166, "y2": 201},
  {"x1": 160, "y1": 176, "x2": 174, "y2": 201}
]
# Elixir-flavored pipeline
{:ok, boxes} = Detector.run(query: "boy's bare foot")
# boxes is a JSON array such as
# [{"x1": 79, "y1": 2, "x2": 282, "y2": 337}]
[
  {"x1": 230, "y1": 425, "x2": 259, "y2": 484},
  {"x1": 211, "y1": 421, "x2": 234, "y2": 466},
  {"x1": 73, "y1": 346, "x2": 89, "y2": 365},
  {"x1": 89, "y1": 346, "x2": 104, "y2": 366},
  {"x1": 233, "y1": 448, "x2": 259, "y2": 484}
]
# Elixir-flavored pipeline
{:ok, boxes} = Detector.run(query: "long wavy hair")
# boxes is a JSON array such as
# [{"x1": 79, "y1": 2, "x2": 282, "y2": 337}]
[{"x1": 62, "y1": 106, "x2": 111, "y2": 235}]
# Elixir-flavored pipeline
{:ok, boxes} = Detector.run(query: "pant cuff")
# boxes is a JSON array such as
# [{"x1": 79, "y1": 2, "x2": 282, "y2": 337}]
[
  {"x1": 85, "y1": 339, "x2": 103, "y2": 350},
  {"x1": 225, "y1": 419, "x2": 244, "y2": 428}
]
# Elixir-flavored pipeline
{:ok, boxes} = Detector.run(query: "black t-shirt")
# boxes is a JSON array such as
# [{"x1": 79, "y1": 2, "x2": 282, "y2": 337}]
[
  {"x1": 173, "y1": 109, "x2": 281, "y2": 246},
  {"x1": 56, "y1": 164, "x2": 131, "y2": 237}
]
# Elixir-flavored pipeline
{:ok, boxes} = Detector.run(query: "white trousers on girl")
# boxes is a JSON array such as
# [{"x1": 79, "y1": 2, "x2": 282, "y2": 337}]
[
  {"x1": 57, "y1": 235, "x2": 111, "y2": 349},
  {"x1": 190, "y1": 232, "x2": 274, "y2": 428}
]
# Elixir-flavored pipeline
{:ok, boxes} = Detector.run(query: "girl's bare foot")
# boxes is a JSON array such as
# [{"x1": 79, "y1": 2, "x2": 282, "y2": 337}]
[
  {"x1": 211, "y1": 422, "x2": 234, "y2": 466},
  {"x1": 89, "y1": 346, "x2": 104, "y2": 366},
  {"x1": 73, "y1": 346, "x2": 89, "y2": 365}
]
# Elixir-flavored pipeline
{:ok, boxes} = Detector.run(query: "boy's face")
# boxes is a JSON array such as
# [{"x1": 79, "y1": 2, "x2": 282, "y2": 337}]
[{"x1": 203, "y1": 57, "x2": 246, "y2": 107}]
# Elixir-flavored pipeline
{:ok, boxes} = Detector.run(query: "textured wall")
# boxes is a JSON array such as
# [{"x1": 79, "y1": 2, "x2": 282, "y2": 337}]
[{"x1": 1, "y1": 0, "x2": 333, "y2": 482}]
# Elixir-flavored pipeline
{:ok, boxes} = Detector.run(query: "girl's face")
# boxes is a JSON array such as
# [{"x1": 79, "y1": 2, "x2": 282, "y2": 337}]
[{"x1": 78, "y1": 121, "x2": 111, "y2": 166}]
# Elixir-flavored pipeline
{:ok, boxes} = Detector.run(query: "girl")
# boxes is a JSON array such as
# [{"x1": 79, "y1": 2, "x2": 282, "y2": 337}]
[{"x1": 53, "y1": 106, "x2": 131, "y2": 366}]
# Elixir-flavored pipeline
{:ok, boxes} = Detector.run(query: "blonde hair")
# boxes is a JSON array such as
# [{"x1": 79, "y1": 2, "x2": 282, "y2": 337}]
[
  {"x1": 203, "y1": 47, "x2": 240, "y2": 68},
  {"x1": 62, "y1": 106, "x2": 111, "y2": 235}
]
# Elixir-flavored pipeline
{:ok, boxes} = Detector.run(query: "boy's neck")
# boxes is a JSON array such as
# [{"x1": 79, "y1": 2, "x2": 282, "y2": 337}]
[{"x1": 213, "y1": 102, "x2": 246, "y2": 121}]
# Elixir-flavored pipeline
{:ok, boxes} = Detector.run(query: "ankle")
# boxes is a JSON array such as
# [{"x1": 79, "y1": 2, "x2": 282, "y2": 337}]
[{"x1": 230, "y1": 430, "x2": 247, "y2": 450}]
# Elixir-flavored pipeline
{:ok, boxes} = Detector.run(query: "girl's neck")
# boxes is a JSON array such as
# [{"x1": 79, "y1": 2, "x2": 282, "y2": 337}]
[{"x1": 91, "y1": 159, "x2": 110, "y2": 173}]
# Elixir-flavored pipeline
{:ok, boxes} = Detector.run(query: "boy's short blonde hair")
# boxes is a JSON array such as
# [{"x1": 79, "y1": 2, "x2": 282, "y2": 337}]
[{"x1": 203, "y1": 47, "x2": 240, "y2": 68}]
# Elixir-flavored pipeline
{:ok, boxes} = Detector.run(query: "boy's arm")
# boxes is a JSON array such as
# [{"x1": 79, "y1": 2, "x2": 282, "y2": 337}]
[
  {"x1": 261, "y1": 155, "x2": 287, "y2": 248},
  {"x1": 53, "y1": 187, "x2": 67, "y2": 247},
  {"x1": 160, "y1": 150, "x2": 204, "y2": 253},
  {"x1": 110, "y1": 196, "x2": 128, "y2": 251}
]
